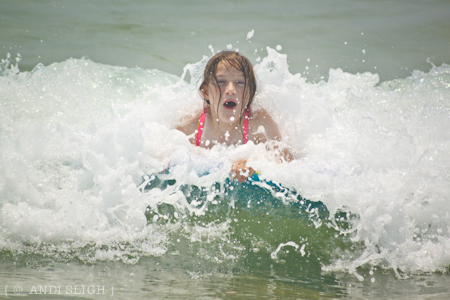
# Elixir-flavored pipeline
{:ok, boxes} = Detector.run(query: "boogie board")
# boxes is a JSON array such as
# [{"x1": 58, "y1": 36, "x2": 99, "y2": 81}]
[{"x1": 139, "y1": 152, "x2": 337, "y2": 226}]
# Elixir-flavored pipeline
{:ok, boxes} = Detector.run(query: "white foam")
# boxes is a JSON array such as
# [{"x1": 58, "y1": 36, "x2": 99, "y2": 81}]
[{"x1": 1, "y1": 51, "x2": 450, "y2": 273}]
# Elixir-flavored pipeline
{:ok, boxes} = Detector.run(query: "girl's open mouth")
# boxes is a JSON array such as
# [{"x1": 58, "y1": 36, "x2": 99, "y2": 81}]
[{"x1": 223, "y1": 100, "x2": 237, "y2": 109}]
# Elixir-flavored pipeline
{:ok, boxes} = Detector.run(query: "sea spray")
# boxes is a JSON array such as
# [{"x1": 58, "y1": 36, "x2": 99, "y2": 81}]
[{"x1": 1, "y1": 50, "x2": 450, "y2": 279}]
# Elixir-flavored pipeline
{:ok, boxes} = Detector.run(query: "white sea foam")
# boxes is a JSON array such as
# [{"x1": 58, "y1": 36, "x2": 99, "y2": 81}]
[{"x1": 1, "y1": 50, "x2": 449, "y2": 275}]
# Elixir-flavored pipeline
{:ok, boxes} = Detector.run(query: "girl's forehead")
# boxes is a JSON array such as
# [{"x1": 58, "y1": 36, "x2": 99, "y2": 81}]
[{"x1": 216, "y1": 62, "x2": 244, "y2": 77}]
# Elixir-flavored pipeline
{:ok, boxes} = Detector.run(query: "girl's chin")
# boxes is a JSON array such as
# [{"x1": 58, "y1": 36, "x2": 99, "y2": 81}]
[{"x1": 219, "y1": 115, "x2": 240, "y2": 124}]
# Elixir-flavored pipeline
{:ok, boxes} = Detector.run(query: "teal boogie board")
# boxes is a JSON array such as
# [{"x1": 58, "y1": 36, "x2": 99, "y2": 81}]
[{"x1": 139, "y1": 154, "x2": 346, "y2": 227}]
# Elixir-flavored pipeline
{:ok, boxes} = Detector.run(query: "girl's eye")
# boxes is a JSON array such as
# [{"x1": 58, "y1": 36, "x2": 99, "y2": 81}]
[{"x1": 236, "y1": 81, "x2": 245, "y2": 85}]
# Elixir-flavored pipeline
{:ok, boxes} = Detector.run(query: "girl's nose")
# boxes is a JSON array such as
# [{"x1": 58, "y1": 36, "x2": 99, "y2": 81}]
[{"x1": 225, "y1": 82, "x2": 236, "y2": 95}]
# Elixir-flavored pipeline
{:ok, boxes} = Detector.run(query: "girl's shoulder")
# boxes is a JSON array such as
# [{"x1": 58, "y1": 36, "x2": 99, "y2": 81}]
[
  {"x1": 176, "y1": 110, "x2": 202, "y2": 138},
  {"x1": 249, "y1": 107, "x2": 272, "y2": 122},
  {"x1": 248, "y1": 107, "x2": 283, "y2": 143}
]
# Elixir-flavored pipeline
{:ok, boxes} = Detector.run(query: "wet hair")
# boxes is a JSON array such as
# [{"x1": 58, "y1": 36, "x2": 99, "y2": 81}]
[{"x1": 199, "y1": 51, "x2": 257, "y2": 115}]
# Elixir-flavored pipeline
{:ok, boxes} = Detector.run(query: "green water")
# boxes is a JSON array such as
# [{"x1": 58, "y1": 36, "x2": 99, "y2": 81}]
[
  {"x1": 1, "y1": 0, "x2": 450, "y2": 82},
  {"x1": 1, "y1": 177, "x2": 448, "y2": 299},
  {"x1": 1, "y1": 255, "x2": 447, "y2": 299}
]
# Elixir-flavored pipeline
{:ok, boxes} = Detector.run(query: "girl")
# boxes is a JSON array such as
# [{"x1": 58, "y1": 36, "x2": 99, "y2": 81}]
[{"x1": 176, "y1": 51, "x2": 292, "y2": 183}]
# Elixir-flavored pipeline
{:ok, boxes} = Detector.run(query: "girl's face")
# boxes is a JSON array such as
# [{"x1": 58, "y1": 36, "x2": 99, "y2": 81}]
[{"x1": 203, "y1": 62, "x2": 246, "y2": 125}]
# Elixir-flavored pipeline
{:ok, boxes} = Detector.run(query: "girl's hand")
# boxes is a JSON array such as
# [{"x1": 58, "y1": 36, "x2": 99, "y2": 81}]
[{"x1": 231, "y1": 159, "x2": 255, "y2": 183}]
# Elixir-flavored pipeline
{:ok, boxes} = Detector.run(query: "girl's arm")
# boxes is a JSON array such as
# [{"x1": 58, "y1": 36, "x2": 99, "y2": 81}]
[
  {"x1": 249, "y1": 108, "x2": 293, "y2": 162},
  {"x1": 175, "y1": 113, "x2": 201, "y2": 145},
  {"x1": 232, "y1": 109, "x2": 293, "y2": 183}
]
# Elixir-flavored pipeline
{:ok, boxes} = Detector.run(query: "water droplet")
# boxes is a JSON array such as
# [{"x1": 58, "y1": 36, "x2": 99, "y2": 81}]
[{"x1": 246, "y1": 29, "x2": 254, "y2": 40}]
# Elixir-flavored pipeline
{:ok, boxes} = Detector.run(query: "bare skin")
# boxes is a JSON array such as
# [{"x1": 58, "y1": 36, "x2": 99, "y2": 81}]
[{"x1": 176, "y1": 62, "x2": 292, "y2": 183}]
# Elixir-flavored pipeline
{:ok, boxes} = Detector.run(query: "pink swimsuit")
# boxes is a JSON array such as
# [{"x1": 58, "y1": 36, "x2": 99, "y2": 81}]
[{"x1": 196, "y1": 107, "x2": 250, "y2": 146}]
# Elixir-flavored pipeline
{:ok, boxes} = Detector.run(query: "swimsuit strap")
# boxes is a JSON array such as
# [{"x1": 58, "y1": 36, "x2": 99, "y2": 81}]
[
  {"x1": 196, "y1": 108, "x2": 208, "y2": 146},
  {"x1": 196, "y1": 106, "x2": 250, "y2": 146},
  {"x1": 243, "y1": 107, "x2": 250, "y2": 144}
]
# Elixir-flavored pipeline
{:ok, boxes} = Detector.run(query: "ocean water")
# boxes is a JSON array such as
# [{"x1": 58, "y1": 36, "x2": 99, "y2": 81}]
[{"x1": 1, "y1": 0, "x2": 450, "y2": 299}]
